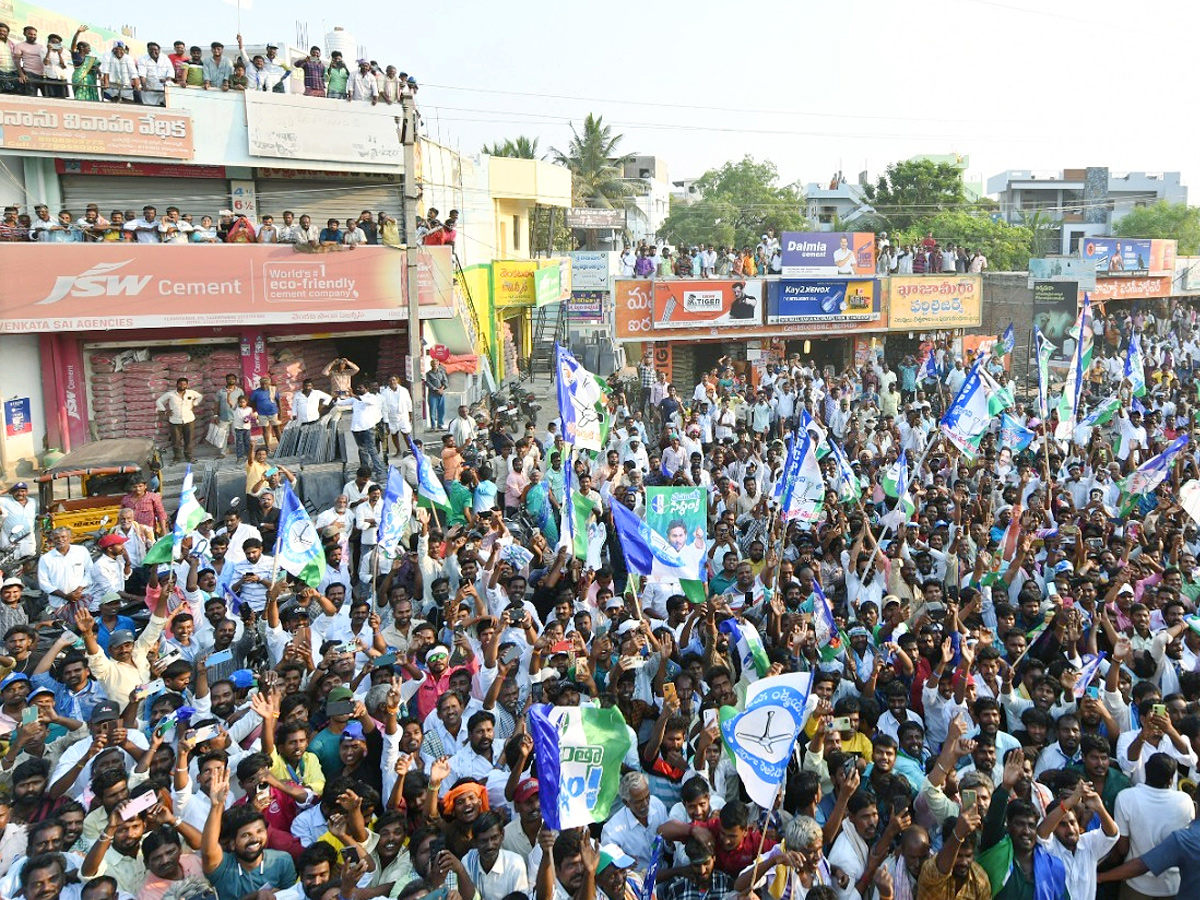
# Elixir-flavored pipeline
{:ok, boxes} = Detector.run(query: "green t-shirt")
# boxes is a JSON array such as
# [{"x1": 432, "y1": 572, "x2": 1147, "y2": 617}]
[
  {"x1": 447, "y1": 481, "x2": 473, "y2": 527},
  {"x1": 207, "y1": 850, "x2": 297, "y2": 900},
  {"x1": 308, "y1": 725, "x2": 344, "y2": 780},
  {"x1": 326, "y1": 65, "x2": 349, "y2": 93}
]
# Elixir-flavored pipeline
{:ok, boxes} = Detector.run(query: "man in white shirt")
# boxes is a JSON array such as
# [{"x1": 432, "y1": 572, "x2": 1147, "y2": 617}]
[
  {"x1": 123, "y1": 205, "x2": 161, "y2": 244},
  {"x1": 600, "y1": 772, "x2": 668, "y2": 870},
  {"x1": 0, "y1": 482, "x2": 37, "y2": 558},
  {"x1": 1036, "y1": 782, "x2": 1119, "y2": 900},
  {"x1": 348, "y1": 59, "x2": 378, "y2": 103},
  {"x1": 136, "y1": 43, "x2": 175, "y2": 105},
  {"x1": 216, "y1": 511, "x2": 261, "y2": 566},
  {"x1": 462, "y1": 808, "x2": 529, "y2": 900},
  {"x1": 155, "y1": 377, "x2": 204, "y2": 464},
  {"x1": 380, "y1": 376, "x2": 414, "y2": 451},
  {"x1": 230, "y1": 538, "x2": 275, "y2": 613},
  {"x1": 1114, "y1": 752, "x2": 1195, "y2": 898},
  {"x1": 449, "y1": 405, "x2": 477, "y2": 448},
  {"x1": 291, "y1": 379, "x2": 333, "y2": 425},
  {"x1": 38, "y1": 527, "x2": 92, "y2": 618},
  {"x1": 1115, "y1": 703, "x2": 1199, "y2": 782},
  {"x1": 338, "y1": 383, "x2": 385, "y2": 483}
]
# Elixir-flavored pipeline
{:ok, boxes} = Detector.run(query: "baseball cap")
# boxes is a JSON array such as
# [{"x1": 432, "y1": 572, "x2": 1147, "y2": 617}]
[
  {"x1": 0, "y1": 673, "x2": 28, "y2": 691},
  {"x1": 427, "y1": 645, "x2": 451, "y2": 660},
  {"x1": 327, "y1": 687, "x2": 354, "y2": 703},
  {"x1": 97, "y1": 533, "x2": 127, "y2": 549},
  {"x1": 7, "y1": 483, "x2": 26, "y2": 492},
  {"x1": 28, "y1": 685, "x2": 53, "y2": 701},
  {"x1": 229, "y1": 669, "x2": 256, "y2": 689},
  {"x1": 91, "y1": 699, "x2": 120, "y2": 723},
  {"x1": 514, "y1": 778, "x2": 539, "y2": 803},
  {"x1": 0, "y1": 578, "x2": 22, "y2": 589},
  {"x1": 341, "y1": 721, "x2": 366, "y2": 742},
  {"x1": 597, "y1": 844, "x2": 636, "y2": 873},
  {"x1": 108, "y1": 629, "x2": 135, "y2": 648}
]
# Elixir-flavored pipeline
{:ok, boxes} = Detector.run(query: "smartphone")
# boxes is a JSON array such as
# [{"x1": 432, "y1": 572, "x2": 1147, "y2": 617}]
[
  {"x1": 1085, "y1": 686, "x2": 1100, "y2": 701},
  {"x1": 663, "y1": 683, "x2": 679, "y2": 705},
  {"x1": 1087, "y1": 538, "x2": 1104, "y2": 550},
  {"x1": 831, "y1": 716, "x2": 853, "y2": 732},
  {"x1": 891, "y1": 795, "x2": 908, "y2": 816},
  {"x1": 961, "y1": 789, "x2": 977, "y2": 811},
  {"x1": 926, "y1": 601, "x2": 946, "y2": 616},
  {"x1": 1153, "y1": 703, "x2": 1168, "y2": 718},
  {"x1": 841, "y1": 757, "x2": 856, "y2": 780},
  {"x1": 621, "y1": 657, "x2": 646, "y2": 670},
  {"x1": 703, "y1": 708, "x2": 718, "y2": 729},
  {"x1": 343, "y1": 846, "x2": 360, "y2": 866},
  {"x1": 20, "y1": 707, "x2": 38, "y2": 725},
  {"x1": 374, "y1": 652, "x2": 397, "y2": 668},
  {"x1": 500, "y1": 645, "x2": 522, "y2": 666},
  {"x1": 428, "y1": 836, "x2": 445, "y2": 859},
  {"x1": 121, "y1": 790, "x2": 157, "y2": 820},
  {"x1": 337, "y1": 643, "x2": 358, "y2": 655},
  {"x1": 326, "y1": 699, "x2": 355, "y2": 717},
  {"x1": 256, "y1": 782, "x2": 272, "y2": 804},
  {"x1": 159, "y1": 648, "x2": 183, "y2": 666},
  {"x1": 154, "y1": 715, "x2": 177, "y2": 737},
  {"x1": 206, "y1": 649, "x2": 234, "y2": 667},
  {"x1": 551, "y1": 641, "x2": 572, "y2": 655},
  {"x1": 191, "y1": 724, "x2": 221, "y2": 743},
  {"x1": 134, "y1": 679, "x2": 165, "y2": 701}
]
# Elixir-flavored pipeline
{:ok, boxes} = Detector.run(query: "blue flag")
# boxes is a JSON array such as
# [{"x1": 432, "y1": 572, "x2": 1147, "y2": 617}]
[
  {"x1": 720, "y1": 672, "x2": 813, "y2": 809},
  {"x1": 641, "y1": 837, "x2": 663, "y2": 900},
  {"x1": 611, "y1": 500, "x2": 700, "y2": 580},
  {"x1": 999, "y1": 413, "x2": 1035, "y2": 452},
  {"x1": 276, "y1": 482, "x2": 323, "y2": 588},
  {"x1": 555, "y1": 343, "x2": 605, "y2": 452},
  {"x1": 376, "y1": 466, "x2": 413, "y2": 557},
  {"x1": 1072, "y1": 652, "x2": 1106, "y2": 698},
  {"x1": 921, "y1": 351, "x2": 939, "y2": 382},
  {"x1": 1121, "y1": 434, "x2": 1189, "y2": 500},
  {"x1": 528, "y1": 704, "x2": 631, "y2": 830},
  {"x1": 406, "y1": 435, "x2": 450, "y2": 510},
  {"x1": 1000, "y1": 322, "x2": 1015, "y2": 356},
  {"x1": 719, "y1": 618, "x2": 769, "y2": 681},
  {"x1": 224, "y1": 586, "x2": 243, "y2": 615}
]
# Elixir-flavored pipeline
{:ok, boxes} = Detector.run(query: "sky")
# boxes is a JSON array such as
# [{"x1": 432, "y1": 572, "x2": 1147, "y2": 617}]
[{"x1": 46, "y1": 0, "x2": 1200, "y2": 200}]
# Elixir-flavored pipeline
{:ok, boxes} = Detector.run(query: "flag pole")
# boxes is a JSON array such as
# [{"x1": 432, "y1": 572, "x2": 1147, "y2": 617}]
[{"x1": 745, "y1": 777, "x2": 786, "y2": 894}]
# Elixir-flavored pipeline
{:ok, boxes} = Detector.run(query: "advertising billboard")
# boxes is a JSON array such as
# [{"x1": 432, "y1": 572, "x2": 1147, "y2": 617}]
[
  {"x1": 767, "y1": 280, "x2": 879, "y2": 325},
  {"x1": 1090, "y1": 276, "x2": 1172, "y2": 302},
  {"x1": 1027, "y1": 257, "x2": 1097, "y2": 290},
  {"x1": 780, "y1": 232, "x2": 875, "y2": 277},
  {"x1": 886, "y1": 275, "x2": 982, "y2": 329},
  {"x1": 567, "y1": 291, "x2": 605, "y2": 322},
  {"x1": 1032, "y1": 281, "x2": 1078, "y2": 361},
  {"x1": 0, "y1": 95, "x2": 194, "y2": 160},
  {"x1": 1079, "y1": 237, "x2": 1176, "y2": 277},
  {"x1": 651, "y1": 279, "x2": 764, "y2": 330},
  {"x1": 0, "y1": 245, "x2": 453, "y2": 333}
]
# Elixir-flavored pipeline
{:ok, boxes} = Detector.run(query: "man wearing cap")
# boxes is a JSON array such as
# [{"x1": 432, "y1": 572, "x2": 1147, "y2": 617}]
[
  {"x1": 37, "y1": 526, "x2": 92, "y2": 621},
  {"x1": 503, "y1": 777, "x2": 541, "y2": 858},
  {"x1": 0, "y1": 671, "x2": 29, "y2": 735},
  {"x1": 348, "y1": 58, "x2": 378, "y2": 104},
  {"x1": 75, "y1": 582, "x2": 169, "y2": 703},
  {"x1": 0, "y1": 577, "x2": 27, "y2": 640},
  {"x1": 87, "y1": 535, "x2": 130, "y2": 607},
  {"x1": 0, "y1": 482, "x2": 36, "y2": 559},
  {"x1": 49, "y1": 698, "x2": 149, "y2": 797}
]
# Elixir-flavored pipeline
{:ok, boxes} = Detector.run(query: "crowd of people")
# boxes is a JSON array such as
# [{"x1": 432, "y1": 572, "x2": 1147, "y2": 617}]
[
  {"x1": 622, "y1": 231, "x2": 988, "y2": 279},
  {"x1": 0, "y1": 23, "x2": 418, "y2": 104},
  {"x1": 3, "y1": 294, "x2": 1200, "y2": 900}
]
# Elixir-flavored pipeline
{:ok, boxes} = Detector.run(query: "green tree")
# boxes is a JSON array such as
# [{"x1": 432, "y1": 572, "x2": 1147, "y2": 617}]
[
  {"x1": 899, "y1": 211, "x2": 1032, "y2": 270},
  {"x1": 551, "y1": 114, "x2": 641, "y2": 208},
  {"x1": 1019, "y1": 209, "x2": 1061, "y2": 258},
  {"x1": 481, "y1": 135, "x2": 541, "y2": 159},
  {"x1": 1113, "y1": 201, "x2": 1200, "y2": 255},
  {"x1": 658, "y1": 156, "x2": 806, "y2": 250},
  {"x1": 862, "y1": 160, "x2": 966, "y2": 231}
]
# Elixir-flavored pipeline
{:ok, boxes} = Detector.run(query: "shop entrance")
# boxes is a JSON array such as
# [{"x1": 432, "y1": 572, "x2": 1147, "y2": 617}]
[{"x1": 785, "y1": 338, "x2": 850, "y2": 374}]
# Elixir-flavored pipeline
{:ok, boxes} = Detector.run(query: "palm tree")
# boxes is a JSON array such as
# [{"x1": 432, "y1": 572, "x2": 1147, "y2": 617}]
[
  {"x1": 481, "y1": 135, "x2": 541, "y2": 159},
  {"x1": 551, "y1": 113, "x2": 643, "y2": 208}
]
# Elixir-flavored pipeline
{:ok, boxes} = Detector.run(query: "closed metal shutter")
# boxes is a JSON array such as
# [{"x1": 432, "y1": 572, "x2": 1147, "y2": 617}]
[
  {"x1": 254, "y1": 179, "x2": 403, "y2": 227},
  {"x1": 59, "y1": 176, "x2": 232, "y2": 221}
]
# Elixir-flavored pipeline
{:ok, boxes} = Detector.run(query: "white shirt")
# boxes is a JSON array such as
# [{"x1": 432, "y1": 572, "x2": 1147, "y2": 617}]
[
  {"x1": 38, "y1": 544, "x2": 92, "y2": 599},
  {"x1": 1115, "y1": 728, "x2": 1199, "y2": 782},
  {"x1": 51, "y1": 731, "x2": 149, "y2": 796},
  {"x1": 348, "y1": 70, "x2": 379, "y2": 101},
  {"x1": 599, "y1": 798, "x2": 669, "y2": 869},
  {"x1": 450, "y1": 415, "x2": 477, "y2": 447},
  {"x1": 0, "y1": 495, "x2": 37, "y2": 557},
  {"x1": 155, "y1": 389, "x2": 203, "y2": 424},
  {"x1": 381, "y1": 385, "x2": 414, "y2": 433},
  {"x1": 216, "y1": 523, "x2": 262, "y2": 565},
  {"x1": 339, "y1": 393, "x2": 384, "y2": 432},
  {"x1": 1115, "y1": 783, "x2": 1195, "y2": 896},
  {"x1": 291, "y1": 389, "x2": 332, "y2": 423},
  {"x1": 1038, "y1": 827, "x2": 1119, "y2": 900},
  {"x1": 462, "y1": 848, "x2": 529, "y2": 900},
  {"x1": 123, "y1": 217, "x2": 161, "y2": 244},
  {"x1": 136, "y1": 53, "x2": 175, "y2": 100}
]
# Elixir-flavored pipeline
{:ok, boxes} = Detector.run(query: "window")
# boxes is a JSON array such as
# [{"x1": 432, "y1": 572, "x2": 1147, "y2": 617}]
[{"x1": 512, "y1": 215, "x2": 521, "y2": 251}]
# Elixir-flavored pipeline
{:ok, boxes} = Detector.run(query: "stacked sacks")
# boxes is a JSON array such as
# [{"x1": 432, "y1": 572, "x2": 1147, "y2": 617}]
[
  {"x1": 122, "y1": 357, "x2": 172, "y2": 440},
  {"x1": 89, "y1": 353, "x2": 127, "y2": 440}
]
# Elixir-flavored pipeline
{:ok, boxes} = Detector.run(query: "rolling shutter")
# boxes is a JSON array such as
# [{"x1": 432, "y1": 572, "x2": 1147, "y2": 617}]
[
  {"x1": 59, "y1": 176, "x2": 232, "y2": 221},
  {"x1": 254, "y1": 179, "x2": 403, "y2": 227}
]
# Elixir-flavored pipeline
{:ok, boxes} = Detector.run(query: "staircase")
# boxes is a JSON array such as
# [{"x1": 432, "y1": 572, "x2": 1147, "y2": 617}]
[{"x1": 527, "y1": 302, "x2": 567, "y2": 383}]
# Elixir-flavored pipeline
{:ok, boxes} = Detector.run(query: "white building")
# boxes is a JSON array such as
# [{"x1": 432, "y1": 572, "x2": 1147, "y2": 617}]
[
  {"x1": 623, "y1": 155, "x2": 670, "y2": 244},
  {"x1": 803, "y1": 175, "x2": 874, "y2": 231}
]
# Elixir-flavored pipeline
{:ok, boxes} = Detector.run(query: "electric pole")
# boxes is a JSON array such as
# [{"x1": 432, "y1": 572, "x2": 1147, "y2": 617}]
[{"x1": 401, "y1": 95, "x2": 423, "y2": 436}]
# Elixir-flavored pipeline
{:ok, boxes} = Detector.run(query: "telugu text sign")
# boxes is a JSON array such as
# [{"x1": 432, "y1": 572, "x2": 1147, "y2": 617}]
[
  {"x1": 1090, "y1": 276, "x2": 1172, "y2": 302},
  {"x1": 779, "y1": 232, "x2": 875, "y2": 277},
  {"x1": 569, "y1": 251, "x2": 615, "y2": 290},
  {"x1": 885, "y1": 275, "x2": 982, "y2": 329},
  {"x1": 566, "y1": 207, "x2": 625, "y2": 229},
  {"x1": 767, "y1": 280, "x2": 879, "y2": 325},
  {"x1": 0, "y1": 95, "x2": 194, "y2": 160},
  {"x1": 0, "y1": 245, "x2": 452, "y2": 333}
]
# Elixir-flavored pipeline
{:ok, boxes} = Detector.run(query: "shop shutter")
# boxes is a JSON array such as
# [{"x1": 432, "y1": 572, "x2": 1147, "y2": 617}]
[
  {"x1": 59, "y1": 176, "x2": 232, "y2": 221},
  {"x1": 254, "y1": 179, "x2": 403, "y2": 227},
  {"x1": 671, "y1": 348, "x2": 694, "y2": 390}
]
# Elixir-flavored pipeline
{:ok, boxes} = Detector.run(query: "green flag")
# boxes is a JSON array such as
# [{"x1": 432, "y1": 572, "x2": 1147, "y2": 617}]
[
  {"x1": 680, "y1": 579, "x2": 707, "y2": 605},
  {"x1": 570, "y1": 489, "x2": 597, "y2": 559},
  {"x1": 143, "y1": 533, "x2": 174, "y2": 566}
]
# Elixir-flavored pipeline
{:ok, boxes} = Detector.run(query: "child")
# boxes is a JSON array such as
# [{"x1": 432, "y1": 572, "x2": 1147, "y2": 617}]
[{"x1": 232, "y1": 395, "x2": 256, "y2": 461}]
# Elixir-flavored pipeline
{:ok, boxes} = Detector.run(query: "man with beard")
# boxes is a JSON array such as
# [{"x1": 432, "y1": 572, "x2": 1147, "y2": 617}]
[
  {"x1": 502, "y1": 777, "x2": 541, "y2": 858},
  {"x1": 251, "y1": 690, "x2": 325, "y2": 805},
  {"x1": 79, "y1": 790, "x2": 157, "y2": 893},
  {"x1": 142, "y1": 825, "x2": 205, "y2": 900},
  {"x1": 446, "y1": 711, "x2": 500, "y2": 793},
  {"x1": 422, "y1": 689, "x2": 469, "y2": 763},
  {"x1": 918, "y1": 804, "x2": 989, "y2": 899},
  {"x1": 274, "y1": 843, "x2": 340, "y2": 900},
  {"x1": 659, "y1": 836, "x2": 732, "y2": 900},
  {"x1": 50, "y1": 700, "x2": 147, "y2": 798},
  {"x1": 537, "y1": 829, "x2": 598, "y2": 900},
  {"x1": 75, "y1": 586, "x2": 169, "y2": 702},
  {"x1": 462, "y1": 810, "x2": 529, "y2": 900},
  {"x1": 202, "y1": 770, "x2": 297, "y2": 896},
  {"x1": 979, "y1": 749, "x2": 1067, "y2": 900},
  {"x1": 1036, "y1": 781, "x2": 1118, "y2": 900},
  {"x1": 1070, "y1": 734, "x2": 1129, "y2": 815},
  {"x1": 195, "y1": 677, "x2": 263, "y2": 749},
  {"x1": 367, "y1": 810, "x2": 416, "y2": 893}
]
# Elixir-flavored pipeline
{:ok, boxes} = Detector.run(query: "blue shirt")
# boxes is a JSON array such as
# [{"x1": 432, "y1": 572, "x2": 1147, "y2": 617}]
[
  {"x1": 473, "y1": 480, "x2": 498, "y2": 512},
  {"x1": 1141, "y1": 819, "x2": 1200, "y2": 900},
  {"x1": 207, "y1": 850, "x2": 297, "y2": 900},
  {"x1": 31, "y1": 673, "x2": 107, "y2": 723},
  {"x1": 247, "y1": 387, "x2": 279, "y2": 417},
  {"x1": 95, "y1": 615, "x2": 136, "y2": 652}
]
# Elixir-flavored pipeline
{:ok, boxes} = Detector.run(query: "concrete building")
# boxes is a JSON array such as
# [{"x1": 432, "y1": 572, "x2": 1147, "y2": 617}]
[
  {"x1": 802, "y1": 174, "x2": 874, "y2": 231},
  {"x1": 623, "y1": 155, "x2": 670, "y2": 244},
  {"x1": 987, "y1": 167, "x2": 1188, "y2": 253}
]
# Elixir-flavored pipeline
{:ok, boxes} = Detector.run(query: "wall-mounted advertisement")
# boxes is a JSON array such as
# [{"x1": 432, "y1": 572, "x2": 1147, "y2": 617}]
[
  {"x1": 779, "y1": 232, "x2": 875, "y2": 277},
  {"x1": 767, "y1": 280, "x2": 879, "y2": 325}
]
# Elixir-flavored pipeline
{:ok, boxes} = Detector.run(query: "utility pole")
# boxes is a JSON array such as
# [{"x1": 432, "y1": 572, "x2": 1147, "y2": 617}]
[{"x1": 401, "y1": 95, "x2": 423, "y2": 436}]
